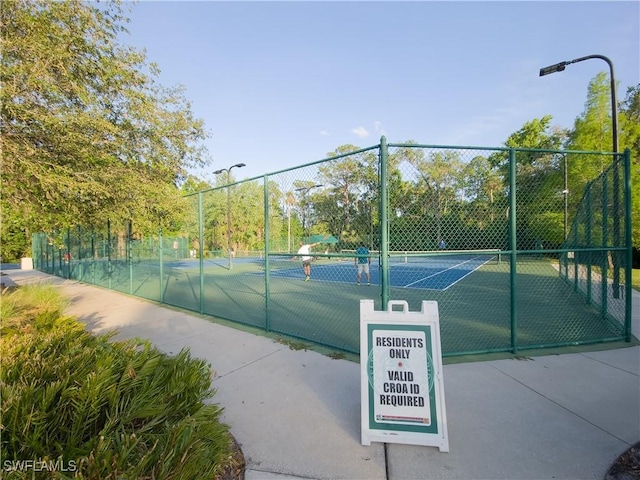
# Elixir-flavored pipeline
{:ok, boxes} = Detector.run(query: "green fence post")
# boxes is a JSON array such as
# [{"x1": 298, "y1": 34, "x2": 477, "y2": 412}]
[
  {"x1": 64, "y1": 227, "x2": 69, "y2": 279},
  {"x1": 509, "y1": 149, "x2": 518, "y2": 354},
  {"x1": 77, "y1": 225, "x2": 82, "y2": 281},
  {"x1": 93, "y1": 229, "x2": 98, "y2": 285},
  {"x1": 613, "y1": 154, "x2": 621, "y2": 299},
  {"x1": 49, "y1": 238, "x2": 53, "y2": 273},
  {"x1": 128, "y1": 219, "x2": 133, "y2": 295},
  {"x1": 159, "y1": 229, "x2": 164, "y2": 303},
  {"x1": 107, "y1": 219, "x2": 112, "y2": 290},
  {"x1": 601, "y1": 174, "x2": 608, "y2": 318},
  {"x1": 199, "y1": 192, "x2": 204, "y2": 314},
  {"x1": 586, "y1": 188, "x2": 592, "y2": 303},
  {"x1": 379, "y1": 136, "x2": 389, "y2": 309},
  {"x1": 623, "y1": 149, "x2": 632, "y2": 342},
  {"x1": 264, "y1": 175, "x2": 271, "y2": 332},
  {"x1": 573, "y1": 214, "x2": 579, "y2": 292}
]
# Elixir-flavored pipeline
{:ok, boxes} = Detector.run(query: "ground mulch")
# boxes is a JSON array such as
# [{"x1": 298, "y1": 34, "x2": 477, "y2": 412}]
[
  {"x1": 215, "y1": 433, "x2": 245, "y2": 480},
  {"x1": 606, "y1": 442, "x2": 640, "y2": 480}
]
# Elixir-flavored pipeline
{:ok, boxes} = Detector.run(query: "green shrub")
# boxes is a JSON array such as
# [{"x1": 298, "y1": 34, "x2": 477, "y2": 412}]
[
  {"x1": 0, "y1": 286, "x2": 232, "y2": 479},
  {"x1": 0, "y1": 283, "x2": 70, "y2": 335}
]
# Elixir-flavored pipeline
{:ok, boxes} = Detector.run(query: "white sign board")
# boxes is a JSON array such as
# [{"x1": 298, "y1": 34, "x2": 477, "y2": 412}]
[{"x1": 360, "y1": 299, "x2": 449, "y2": 452}]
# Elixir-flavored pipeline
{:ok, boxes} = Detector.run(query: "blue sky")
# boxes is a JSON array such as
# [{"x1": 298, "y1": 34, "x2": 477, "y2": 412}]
[{"x1": 122, "y1": 1, "x2": 640, "y2": 181}]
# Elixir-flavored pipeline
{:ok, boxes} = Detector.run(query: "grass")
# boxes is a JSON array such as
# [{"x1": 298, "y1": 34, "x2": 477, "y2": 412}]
[
  {"x1": 276, "y1": 336, "x2": 309, "y2": 351},
  {"x1": 0, "y1": 283, "x2": 69, "y2": 333},
  {"x1": 581, "y1": 263, "x2": 640, "y2": 292},
  {"x1": 0, "y1": 284, "x2": 236, "y2": 479}
]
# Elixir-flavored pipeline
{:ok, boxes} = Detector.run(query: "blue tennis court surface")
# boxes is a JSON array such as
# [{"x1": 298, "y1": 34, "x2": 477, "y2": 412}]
[{"x1": 266, "y1": 255, "x2": 495, "y2": 291}]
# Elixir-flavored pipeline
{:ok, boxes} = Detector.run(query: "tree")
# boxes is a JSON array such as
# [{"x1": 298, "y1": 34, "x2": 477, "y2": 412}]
[
  {"x1": 567, "y1": 72, "x2": 614, "y2": 153},
  {"x1": 489, "y1": 115, "x2": 566, "y2": 168},
  {"x1": 180, "y1": 176, "x2": 213, "y2": 196},
  {"x1": 316, "y1": 145, "x2": 378, "y2": 245},
  {"x1": 618, "y1": 85, "x2": 640, "y2": 249},
  {"x1": 462, "y1": 156, "x2": 502, "y2": 204},
  {"x1": 461, "y1": 155, "x2": 505, "y2": 233},
  {"x1": 1, "y1": 0, "x2": 211, "y2": 259},
  {"x1": 565, "y1": 72, "x2": 618, "y2": 193},
  {"x1": 404, "y1": 149, "x2": 462, "y2": 248},
  {"x1": 487, "y1": 116, "x2": 567, "y2": 249},
  {"x1": 565, "y1": 76, "x2": 639, "y2": 252}
]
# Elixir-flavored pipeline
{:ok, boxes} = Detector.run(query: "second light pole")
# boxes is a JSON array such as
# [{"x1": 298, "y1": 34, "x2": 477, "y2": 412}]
[{"x1": 213, "y1": 163, "x2": 246, "y2": 269}]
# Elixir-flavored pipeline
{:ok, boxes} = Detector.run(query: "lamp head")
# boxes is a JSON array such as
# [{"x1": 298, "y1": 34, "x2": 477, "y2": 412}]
[{"x1": 539, "y1": 61, "x2": 568, "y2": 77}]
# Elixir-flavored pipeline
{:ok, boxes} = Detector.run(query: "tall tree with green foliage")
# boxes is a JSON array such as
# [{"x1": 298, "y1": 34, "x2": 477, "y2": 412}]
[
  {"x1": 459, "y1": 155, "x2": 507, "y2": 246},
  {"x1": 565, "y1": 72, "x2": 618, "y2": 189},
  {"x1": 315, "y1": 145, "x2": 378, "y2": 244},
  {"x1": 567, "y1": 72, "x2": 614, "y2": 153},
  {"x1": 386, "y1": 143, "x2": 427, "y2": 250},
  {"x1": 565, "y1": 75, "x2": 639, "y2": 250},
  {"x1": 1, "y1": 0, "x2": 210, "y2": 260},
  {"x1": 618, "y1": 84, "x2": 640, "y2": 249},
  {"x1": 487, "y1": 115, "x2": 567, "y2": 248},
  {"x1": 409, "y1": 150, "x2": 462, "y2": 247}
]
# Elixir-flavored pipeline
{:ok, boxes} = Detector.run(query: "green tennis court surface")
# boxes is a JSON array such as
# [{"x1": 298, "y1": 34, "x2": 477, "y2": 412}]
[{"x1": 61, "y1": 252, "x2": 626, "y2": 357}]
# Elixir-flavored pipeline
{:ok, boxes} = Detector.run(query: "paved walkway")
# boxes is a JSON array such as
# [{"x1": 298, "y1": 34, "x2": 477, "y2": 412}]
[{"x1": 3, "y1": 267, "x2": 639, "y2": 480}]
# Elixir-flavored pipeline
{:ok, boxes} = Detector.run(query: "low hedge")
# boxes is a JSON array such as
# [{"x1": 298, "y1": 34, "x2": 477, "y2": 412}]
[{"x1": 0, "y1": 284, "x2": 233, "y2": 479}]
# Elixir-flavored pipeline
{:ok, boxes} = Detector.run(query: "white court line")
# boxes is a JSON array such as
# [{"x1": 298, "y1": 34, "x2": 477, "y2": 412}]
[{"x1": 402, "y1": 256, "x2": 493, "y2": 289}]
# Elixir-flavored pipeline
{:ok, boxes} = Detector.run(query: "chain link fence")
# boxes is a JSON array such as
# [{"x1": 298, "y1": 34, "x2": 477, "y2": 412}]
[
  {"x1": 32, "y1": 139, "x2": 633, "y2": 357},
  {"x1": 558, "y1": 153, "x2": 632, "y2": 340}
]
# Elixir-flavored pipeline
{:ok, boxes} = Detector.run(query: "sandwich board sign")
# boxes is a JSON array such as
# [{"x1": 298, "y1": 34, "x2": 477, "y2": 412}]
[{"x1": 360, "y1": 299, "x2": 449, "y2": 452}]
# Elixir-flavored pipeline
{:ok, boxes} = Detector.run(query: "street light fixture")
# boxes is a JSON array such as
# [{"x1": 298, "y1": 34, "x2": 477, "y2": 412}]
[
  {"x1": 539, "y1": 54, "x2": 620, "y2": 296},
  {"x1": 213, "y1": 163, "x2": 246, "y2": 270},
  {"x1": 539, "y1": 61, "x2": 567, "y2": 77},
  {"x1": 295, "y1": 184, "x2": 323, "y2": 240},
  {"x1": 539, "y1": 54, "x2": 618, "y2": 154}
]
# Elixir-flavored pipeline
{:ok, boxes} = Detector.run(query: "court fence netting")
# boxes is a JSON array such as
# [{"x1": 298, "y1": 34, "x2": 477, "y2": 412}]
[{"x1": 32, "y1": 139, "x2": 634, "y2": 357}]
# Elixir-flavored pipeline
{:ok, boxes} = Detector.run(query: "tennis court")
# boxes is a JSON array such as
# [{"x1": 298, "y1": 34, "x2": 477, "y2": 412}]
[
  {"x1": 76, "y1": 252, "x2": 623, "y2": 356},
  {"x1": 33, "y1": 142, "x2": 632, "y2": 358},
  {"x1": 264, "y1": 250, "x2": 500, "y2": 291}
]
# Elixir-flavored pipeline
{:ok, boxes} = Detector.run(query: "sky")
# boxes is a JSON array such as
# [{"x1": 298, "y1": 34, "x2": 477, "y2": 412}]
[{"x1": 121, "y1": 1, "x2": 640, "y2": 182}]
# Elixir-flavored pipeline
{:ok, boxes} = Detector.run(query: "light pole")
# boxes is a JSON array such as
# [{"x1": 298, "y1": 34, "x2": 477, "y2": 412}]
[
  {"x1": 539, "y1": 54, "x2": 618, "y2": 154},
  {"x1": 213, "y1": 163, "x2": 246, "y2": 269},
  {"x1": 295, "y1": 184, "x2": 323, "y2": 241},
  {"x1": 540, "y1": 54, "x2": 620, "y2": 296},
  {"x1": 285, "y1": 191, "x2": 295, "y2": 253},
  {"x1": 562, "y1": 154, "x2": 568, "y2": 241}
]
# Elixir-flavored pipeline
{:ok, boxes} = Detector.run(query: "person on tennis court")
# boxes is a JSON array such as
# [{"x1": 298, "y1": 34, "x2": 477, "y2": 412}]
[
  {"x1": 297, "y1": 240, "x2": 321, "y2": 281},
  {"x1": 355, "y1": 242, "x2": 371, "y2": 285}
]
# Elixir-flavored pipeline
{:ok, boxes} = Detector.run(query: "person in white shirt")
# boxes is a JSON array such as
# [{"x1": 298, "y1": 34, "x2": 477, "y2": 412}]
[{"x1": 297, "y1": 240, "x2": 321, "y2": 281}]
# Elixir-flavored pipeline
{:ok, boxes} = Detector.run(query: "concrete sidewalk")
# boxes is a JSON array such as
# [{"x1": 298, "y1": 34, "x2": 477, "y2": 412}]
[{"x1": 3, "y1": 267, "x2": 639, "y2": 480}]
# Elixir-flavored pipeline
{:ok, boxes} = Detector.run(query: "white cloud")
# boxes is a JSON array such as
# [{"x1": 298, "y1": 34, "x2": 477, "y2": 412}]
[
  {"x1": 319, "y1": 130, "x2": 329, "y2": 136},
  {"x1": 352, "y1": 126, "x2": 370, "y2": 138}
]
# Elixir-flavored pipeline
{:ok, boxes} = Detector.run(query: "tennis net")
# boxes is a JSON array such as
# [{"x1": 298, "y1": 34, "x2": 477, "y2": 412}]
[{"x1": 342, "y1": 249, "x2": 502, "y2": 265}]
